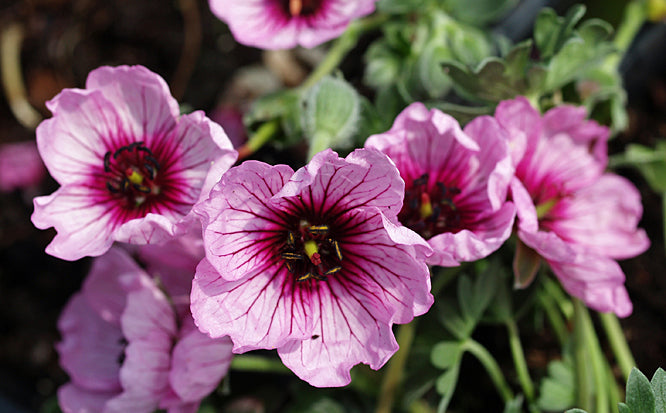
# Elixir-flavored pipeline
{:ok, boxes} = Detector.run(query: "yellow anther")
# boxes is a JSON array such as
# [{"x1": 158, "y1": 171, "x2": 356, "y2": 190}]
[
  {"x1": 419, "y1": 192, "x2": 433, "y2": 220},
  {"x1": 127, "y1": 170, "x2": 144, "y2": 185}
]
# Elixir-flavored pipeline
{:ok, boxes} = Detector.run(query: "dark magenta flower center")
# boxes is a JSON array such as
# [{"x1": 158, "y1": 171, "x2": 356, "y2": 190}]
[
  {"x1": 281, "y1": 220, "x2": 342, "y2": 282},
  {"x1": 400, "y1": 173, "x2": 462, "y2": 239},
  {"x1": 280, "y1": 0, "x2": 320, "y2": 17},
  {"x1": 104, "y1": 142, "x2": 161, "y2": 208}
]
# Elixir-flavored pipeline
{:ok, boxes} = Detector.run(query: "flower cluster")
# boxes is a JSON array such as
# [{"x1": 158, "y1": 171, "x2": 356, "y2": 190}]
[{"x1": 31, "y1": 59, "x2": 649, "y2": 412}]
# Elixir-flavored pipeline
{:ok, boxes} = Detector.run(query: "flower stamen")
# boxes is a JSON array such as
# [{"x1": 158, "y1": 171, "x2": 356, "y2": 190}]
[{"x1": 104, "y1": 142, "x2": 161, "y2": 207}]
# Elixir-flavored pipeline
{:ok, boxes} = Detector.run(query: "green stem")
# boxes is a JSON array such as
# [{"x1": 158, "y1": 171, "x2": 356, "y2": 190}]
[
  {"x1": 578, "y1": 302, "x2": 610, "y2": 413},
  {"x1": 307, "y1": 130, "x2": 333, "y2": 161},
  {"x1": 573, "y1": 299, "x2": 593, "y2": 411},
  {"x1": 542, "y1": 277, "x2": 574, "y2": 320},
  {"x1": 506, "y1": 321, "x2": 536, "y2": 407},
  {"x1": 300, "y1": 14, "x2": 389, "y2": 90},
  {"x1": 237, "y1": 118, "x2": 280, "y2": 160},
  {"x1": 537, "y1": 288, "x2": 568, "y2": 346},
  {"x1": 599, "y1": 312, "x2": 636, "y2": 381},
  {"x1": 463, "y1": 339, "x2": 514, "y2": 403},
  {"x1": 376, "y1": 320, "x2": 418, "y2": 413},
  {"x1": 605, "y1": 1, "x2": 648, "y2": 70}
]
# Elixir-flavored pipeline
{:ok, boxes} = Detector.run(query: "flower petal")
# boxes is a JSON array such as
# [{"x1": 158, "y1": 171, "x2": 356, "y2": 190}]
[
  {"x1": 195, "y1": 160, "x2": 294, "y2": 282},
  {"x1": 56, "y1": 294, "x2": 124, "y2": 392},
  {"x1": 82, "y1": 247, "x2": 145, "y2": 325},
  {"x1": 549, "y1": 254, "x2": 633, "y2": 317},
  {"x1": 85, "y1": 65, "x2": 179, "y2": 143},
  {"x1": 191, "y1": 258, "x2": 310, "y2": 350},
  {"x1": 427, "y1": 202, "x2": 516, "y2": 264},
  {"x1": 57, "y1": 383, "x2": 116, "y2": 413},
  {"x1": 275, "y1": 148, "x2": 405, "y2": 219},
  {"x1": 32, "y1": 187, "x2": 115, "y2": 261},
  {"x1": 543, "y1": 174, "x2": 650, "y2": 259},
  {"x1": 169, "y1": 319, "x2": 233, "y2": 402},
  {"x1": 38, "y1": 88, "x2": 122, "y2": 185}
]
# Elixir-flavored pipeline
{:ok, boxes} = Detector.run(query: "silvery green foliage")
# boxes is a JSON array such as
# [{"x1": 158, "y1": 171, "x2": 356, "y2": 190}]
[{"x1": 566, "y1": 367, "x2": 666, "y2": 413}]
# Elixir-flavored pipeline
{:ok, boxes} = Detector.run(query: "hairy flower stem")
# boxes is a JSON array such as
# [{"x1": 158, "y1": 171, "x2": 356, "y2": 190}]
[
  {"x1": 506, "y1": 321, "x2": 538, "y2": 412},
  {"x1": 599, "y1": 312, "x2": 636, "y2": 381},
  {"x1": 605, "y1": 1, "x2": 647, "y2": 71},
  {"x1": 464, "y1": 339, "x2": 514, "y2": 403},
  {"x1": 229, "y1": 354, "x2": 292, "y2": 374},
  {"x1": 300, "y1": 13, "x2": 389, "y2": 90},
  {"x1": 573, "y1": 298, "x2": 594, "y2": 411},
  {"x1": 376, "y1": 320, "x2": 417, "y2": 413},
  {"x1": 237, "y1": 119, "x2": 280, "y2": 161}
]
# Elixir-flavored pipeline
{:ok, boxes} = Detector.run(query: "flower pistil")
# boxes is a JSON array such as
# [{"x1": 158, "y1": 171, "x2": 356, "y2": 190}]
[
  {"x1": 281, "y1": 220, "x2": 343, "y2": 282},
  {"x1": 104, "y1": 141, "x2": 161, "y2": 206}
]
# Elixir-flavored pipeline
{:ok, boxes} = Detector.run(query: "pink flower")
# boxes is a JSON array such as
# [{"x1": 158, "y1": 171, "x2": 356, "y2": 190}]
[
  {"x1": 496, "y1": 97, "x2": 650, "y2": 317},
  {"x1": 364, "y1": 102, "x2": 516, "y2": 266},
  {"x1": 208, "y1": 0, "x2": 378, "y2": 50},
  {"x1": 31, "y1": 65, "x2": 237, "y2": 261},
  {"x1": 57, "y1": 246, "x2": 232, "y2": 413},
  {"x1": 191, "y1": 148, "x2": 433, "y2": 387},
  {"x1": 0, "y1": 141, "x2": 46, "y2": 192}
]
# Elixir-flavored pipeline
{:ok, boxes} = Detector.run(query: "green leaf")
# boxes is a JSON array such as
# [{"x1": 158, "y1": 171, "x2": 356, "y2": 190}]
[
  {"x1": 565, "y1": 409, "x2": 589, "y2": 413},
  {"x1": 626, "y1": 367, "x2": 656, "y2": 413},
  {"x1": 245, "y1": 89, "x2": 301, "y2": 125},
  {"x1": 503, "y1": 396, "x2": 524, "y2": 413},
  {"x1": 652, "y1": 368, "x2": 666, "y2": 413},
  {"x1": 435, "y1": 363, "x2": 461, "y2": 411},
  {"x1": 538, "y1": 358, "x2": 576, "y2": 411},
  {"x1": 618, "y1": 142, "x2": 666, "y2": 193},
  {"x1": 431, "y1": 341, "x2": 464, "y2": 370},
  {"x1": 376, "y1": 0, "x2": 428, "y2": 14},
  {"x1": 437, "y1": 300, "x2": 473, "y2": 340},
  {"x1": 618, "y1": 402, "x2": 632, "y2": 413},
  {"x1": 444, "y1": 0, "x2": 518, "y2": 26},
  {"x1": 534, "y1": 5, "x2": 586, "y2": 59}
]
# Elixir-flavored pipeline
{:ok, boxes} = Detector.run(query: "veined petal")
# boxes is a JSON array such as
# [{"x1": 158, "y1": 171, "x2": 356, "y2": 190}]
[
  {"x1": 493, "y1": 96, "x2": 537, "y2": 165},
  {"x1": 277, "y1": 284, "x2": 399, "y2": 387},
  {"x1": 549, "y1": 254, "x2": 632, "y2": 317},
  {"x1": 85, "y1": 65, "x2": 179, "y2": 143},
  {"x1": 191, "y1": 258, "x2": 311, "y2": 350},
  {"x1": 39, "y1": 88, "x2": 123, "y2": 185},
  {"x1": 275, "y1": 149, "x2": 405, "y2": 219},
  {"x1": 32, "y1": 187, "x2": 115, "y2": 261},
  {"x1": 169, "y1": 319, "x2": 233, "y2": 402},
  {"x1": 196, "y1": 161, "x2": 294, "y2": 282},
  {"x1": 427, "y1": 202, "x2": 515, "y2": 264},
  {"x1": 543, "y1": 174, "x2": 650, "y2": 259}
]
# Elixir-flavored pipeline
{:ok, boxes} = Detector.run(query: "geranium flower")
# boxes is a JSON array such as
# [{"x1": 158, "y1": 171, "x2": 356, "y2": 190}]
[
  {"x1": 31, "y1": 65, "x2": 237, "y2": 261},
  {"x1": 191, "y1": 148, "x2": 433, "y2": 387},
  {"x1": 208, "y1": 0, "x2": 378, "y2": 50},
  {"x1": 364, "y1": 102, "x2": 516, "y2": 266},
  {"x1": 495, "y1": 97, "x2": 650, "y2": 317},
  {"x1": 57, "y1": 246, "x2": 232, "y2": 413},
  {"x1": 0, "y1": 141, "x2": 46, "y2": 192}
]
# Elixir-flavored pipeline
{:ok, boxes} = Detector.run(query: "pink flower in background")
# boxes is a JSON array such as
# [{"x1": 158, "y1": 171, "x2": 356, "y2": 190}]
[
  {"x1": 208, "y1": 0, "x2": 378, "y2": 49},
  {"x1": 191, "y1": 148, "x2": 432, "y2": 387},
  {"x1": 0, "y1": 141, "x2": 46, "y2": 192},
  {"x1": 496, "y1": 97, "x2": 650, "y2": 317},
  {"x1": 365, "y1": 102, "x2": 516, "y2": 267},
  {"x1": 31, "y1": 65, "x2": 237, "y2": 261},
  {"x1": 57, "y1": 247, "x2": 232, "y2": 413}
]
